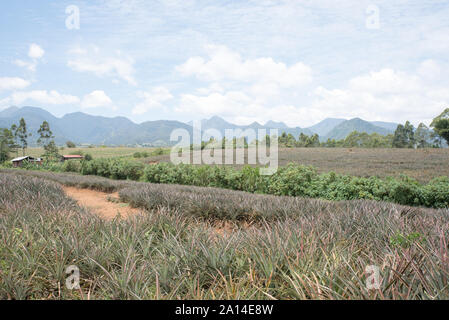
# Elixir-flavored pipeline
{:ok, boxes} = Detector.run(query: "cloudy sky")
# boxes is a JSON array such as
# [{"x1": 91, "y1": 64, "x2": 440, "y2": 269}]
[{"x1": 1, "y1": 0, "x2": 449, "y2": 127}]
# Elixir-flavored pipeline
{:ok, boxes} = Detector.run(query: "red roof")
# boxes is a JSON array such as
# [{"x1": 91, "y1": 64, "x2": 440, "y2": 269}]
[{"x1": 62, "y1": 155, "x2": 84, "y2": 159}]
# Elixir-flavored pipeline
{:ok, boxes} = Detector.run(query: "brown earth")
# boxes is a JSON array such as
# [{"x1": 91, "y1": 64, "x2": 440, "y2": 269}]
[{"x1": 63, "y1": 186, "x2": 142, "y2": 220}]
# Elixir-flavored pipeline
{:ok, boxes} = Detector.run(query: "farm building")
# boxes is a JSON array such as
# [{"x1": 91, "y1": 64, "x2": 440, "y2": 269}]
[
  {"x1": 61, "y1": 155, "x2": 84, "y2": 161},
  {"x1": 11, "y1": 156, "x2": 42, "y2": 167}
]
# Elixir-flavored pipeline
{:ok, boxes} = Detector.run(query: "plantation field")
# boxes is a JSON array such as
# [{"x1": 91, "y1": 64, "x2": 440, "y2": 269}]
[
  {"x1": 26, "y1": 146, "x2": 168, "y2": 159},
  {"x1": 1, "y1": 170, "x2": 448, "y2": 299},
  {"x1": 140, "y1": 147, "x2": 449, "y2": 183},
  {"x1": 277, "y1": 148, "x2": 449, "y2": 183},
  {"x1": 23, "y1": 147, "x2": 449, "y2": 183}
]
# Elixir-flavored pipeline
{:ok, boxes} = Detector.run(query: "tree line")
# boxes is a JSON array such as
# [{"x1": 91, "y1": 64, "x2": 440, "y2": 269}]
[
  {"x1": 0, "y1": 118, "x2": 59, "y2": 162},
  {"x1": 278, "y1": 108, "x2": 449, "y2": 148},
  {"x1": 1, "y1": 108, "x2": 449, "y2": 161}
]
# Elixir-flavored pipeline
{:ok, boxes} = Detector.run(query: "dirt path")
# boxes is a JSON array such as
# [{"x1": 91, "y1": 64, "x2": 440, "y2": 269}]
[{"x1": 63, "y1": 186, "x2": 142, "y2": 220}]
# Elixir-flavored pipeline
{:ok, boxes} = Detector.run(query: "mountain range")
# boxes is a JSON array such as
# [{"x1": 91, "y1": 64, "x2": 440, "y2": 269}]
[{"x1": 0, "y1": 106, "x2": 399, "y2": 146}]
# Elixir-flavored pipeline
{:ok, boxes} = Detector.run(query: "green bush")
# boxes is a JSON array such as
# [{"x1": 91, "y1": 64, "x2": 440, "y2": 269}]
[
  {"x1": 423, "y1": 176, "x2": 449, "y2": 208},
  {"x1": 80, "y1": 158, "x2": 144, "y2": 181},
  {"x1": 12, "y1": 157, "x2": 449, "y2": 208},
  {"x1": 142, "y1": 163, "x2": 449, "y2": 208},
  {"x1": 62, "y1": 160, "x2": 81, "y2": 173},
  {"x1": 386, "y1": 176, "x2": 424, "y2": 206},
  {"x1": 152, "y1": 148, "x2": 164, "y2": 156},
  {"x1": 0, "y1": 160, "x2": 13, "y2": 168}
]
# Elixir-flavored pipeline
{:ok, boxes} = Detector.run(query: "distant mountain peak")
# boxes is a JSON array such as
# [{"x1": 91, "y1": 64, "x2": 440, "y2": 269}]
[
  {"x1": 307, "y1": 118, "x2": 346, "y2": 137},
  {"x1": 209, "y1": 115, "x2": 225, "y2": 121},
  {"x1": 265, "y1": 120, "x2": 288, "y2": 128},
  {"x1": 324, "y1": 118, "x2": 393, "y2": 141},
  {"x1": 0, "y1": 106, "x2": 20, "y2": 118},
  {"x1": 1, "y1": 106, "x2": 400, "y2": 146}
]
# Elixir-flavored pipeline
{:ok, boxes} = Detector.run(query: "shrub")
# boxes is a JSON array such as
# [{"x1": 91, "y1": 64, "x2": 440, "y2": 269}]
[
  {"x1": 386, "y1": 176, "x2": 424, "y2": 206},
  {"x1": 62, "y1": 160, "x2": 82, "y2": 173},
  {"x1": 0, "y1": 160, "x2": 13, "y2": 168},
  {"x1": 10, "y1": 157, "x2": 449, "y2": 208},
  {"x1": 66, "y1": 141, "x2": 76, "y2": 148},
  {"x1": 152, "y1": 148, "x2": 164, "y2": 156},
  {"x1": 423, "y1": 176, "x2": 449, "y2": 208},
  {"x1": 141, "y1": 162, "x2": 449, "y2": 208},
  {"x1": 267, "y1": 164, "x2": 318, "y2": 196},
  {"x1": 81, "y1": 158, "x2": 144, "y2": 181}
]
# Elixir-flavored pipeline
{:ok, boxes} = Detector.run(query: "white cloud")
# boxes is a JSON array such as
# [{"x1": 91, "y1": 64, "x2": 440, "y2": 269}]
[
  {"x1": 81, "y1": 90, "x2": 113, "y2": 108},
  {"x1": 176, "y1": 45, "x2": 312, "y2": 88},
  {"x1": 28, "y1": 43, "x2": 45, "y2": 59},
  {"x1": 177, "y1": 91, "x2": 320, "y2": 127},
  {"x1": 178, "y1": 91, "x2": 254, "y2": 117},
  {"x1": 0, "y1": 77, "x2": 31, "y2": 92},
  {"x1": 348, "y1": 69, "x2": 421, "y2": 95},
  {"x1": 175, "y1": 62, "x2": 449, "y2": 127},
  {"x1": 174, "y1": 45, "x2": 316, "y2": 126},
  {"x1": 310, "y1": 68, "x2": 449, "y2": 126},
  {"x1": 68, "y1": 46, "x2": 137, "y2": 85},
  {"x1": 195, "y1": 83, "x2": 225, "y2": 95},
  {"x1": 14, "y1": 44, "x2": 45, "y2": 72},
  {"x1": 417, "y1": 60, "x2": 441, "y2": 81},
  {"x1": 14, "y1": 59, "x2": 37, "y2": 72},
  {"x1": 132, "y1": 87, "x2": 173, "y2": 115},
  {"x1": 9, "y1": 90, "x2": 80, "y2": 105}
]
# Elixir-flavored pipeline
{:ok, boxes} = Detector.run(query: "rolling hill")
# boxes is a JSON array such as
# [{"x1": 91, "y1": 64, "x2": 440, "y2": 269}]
[
  {"x1": 323, "y1": 118, "x2": 394, "y2": 141},
  {"x1": 197, "y1": 116, "x2": 314, "y2": 138},
  {"x1": 0, "y1": 106, "x2": 193, "y2": 146},
  {"x1": 0, "y1": 106, "x2": 400, "y2": 146},
  {"x1": 306, "y1": 118, "x2": 346, "y2": 137}
]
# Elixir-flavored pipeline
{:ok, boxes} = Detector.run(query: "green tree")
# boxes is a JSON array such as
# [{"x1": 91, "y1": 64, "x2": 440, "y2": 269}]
[
  {"x1": 66, "y1": 141, "x2": 76, "y2": 148},
  {"x1": 286, "y1": 133, "x2": 296, "y2": 148},
  {"x1": 393, "y1": 122, "x2": 415, "y2": 148},
  {"x1": 308, "y1": 134, "x2": 320, "y2": 147},
  {"x1": 14, "y1": 118, "x2": 31, "y2": 156},
  {"x1": 415, "y1": 123, "x2": 431, "y2": 148},
  {"x1": 430, "y1": 108, "x2": 449, "y2": 145},
  {"x1": 430, "y1": 131, "x2": 443, "y2": 148},
  {"x1": 323, "y1": 138, "x2": 337, "y2": 147},
  {"x1": 9, "y1": 124, "x2": 19, "y2": 156},
  {"x1": 404, "y1": 121, "x2": 415, "y2": 148},
  {"x1": 392, "y1": 125, "x2": 406, "y2": 147},
  {"x1": 37, "y1": 121, "x2": 59, "y2": 161},
  {"x1": 278, "y1": 132, "x2": 288, "y2": 146},
  {"x1": 263, "y1": 134, "x2": 271, "y2": 147},
  {"x1": 0, "y1": 128, "x2": 16, "y2": 162},
  {"x1": 297, "y1": 133, "x2": 308, "y2": 147},
  {"x1": 343, "y1": 131, "x2": 369, "y2": 147}
]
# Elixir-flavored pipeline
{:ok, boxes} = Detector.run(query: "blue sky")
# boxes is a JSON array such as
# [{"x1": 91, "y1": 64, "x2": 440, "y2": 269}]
[{"x1": 1, "y1": 0, "x2": 449, "y2": 127}]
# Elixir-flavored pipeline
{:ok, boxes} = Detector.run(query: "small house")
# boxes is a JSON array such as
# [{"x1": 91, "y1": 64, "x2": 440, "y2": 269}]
[
  {"x1": 11, "y1": 156, "x2": 42, "y2": 167},
  {"x1": 61, "y1": 155, "x2": 84, "y2": 162}
]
